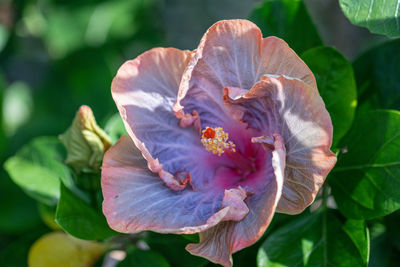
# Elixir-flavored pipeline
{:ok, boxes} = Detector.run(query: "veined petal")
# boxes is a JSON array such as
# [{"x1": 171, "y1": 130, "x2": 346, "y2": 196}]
[
  {"x1": 186, "y1": 134, "x2": 285, "y2": 267},
  {"x1": 111, "y1": 48, "x2": 223, "y2": 190},
  {"x1": 102, "y1": 135, "x2": 226, "y2": 234},
  {"x1": 174, "y1": 19, "x2": 316, "y2": 128},
  {"x1": 224, "y1": 76, "x2": 337, "y2": 214}
]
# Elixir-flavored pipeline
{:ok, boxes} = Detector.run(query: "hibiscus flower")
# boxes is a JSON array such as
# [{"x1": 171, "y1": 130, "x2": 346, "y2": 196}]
[{"x1": 101, "y1": 19, "x2": 337, "y2": 267}]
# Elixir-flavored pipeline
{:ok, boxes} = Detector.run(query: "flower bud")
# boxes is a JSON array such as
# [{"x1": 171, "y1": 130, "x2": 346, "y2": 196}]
[{"x1": 59, "y1": 105, "x2": 111, "y2": 173}]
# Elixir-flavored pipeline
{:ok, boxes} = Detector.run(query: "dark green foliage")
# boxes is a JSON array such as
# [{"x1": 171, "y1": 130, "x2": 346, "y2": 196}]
[
  {"x1": 249, "y1": 0, "x2": 322, "y2": 53},
  {"x1": 354, "y1": 39, "x2": 400, "y2": 111},
  {"x1": 55, "y1": 183, "x2": 117, "y2": 240},
  {"x1": 146, "y1": 233, "x2": 209, "y2": 267},
  {"x1": 117, "y1": 249, "x2": 171, "y2": 267},
  {"x1": 257, "y1": 210, "x2": 369, "y2": 267}
]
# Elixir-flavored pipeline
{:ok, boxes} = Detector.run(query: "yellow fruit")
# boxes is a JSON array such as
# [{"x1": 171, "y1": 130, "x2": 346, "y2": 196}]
[{"x1": 28, "y1": 232, "x2": 106, "y2": 267}]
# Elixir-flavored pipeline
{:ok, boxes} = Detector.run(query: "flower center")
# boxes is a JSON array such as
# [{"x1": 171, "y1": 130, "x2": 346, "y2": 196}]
[{"x1": 201, "y1": 126, "x2": 236, "y2": 156}]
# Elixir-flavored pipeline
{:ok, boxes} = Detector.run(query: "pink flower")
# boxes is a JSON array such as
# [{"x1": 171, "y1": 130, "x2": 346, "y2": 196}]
[{"x1": 101, "y1": 20, "x2": 336, "y2": 267}]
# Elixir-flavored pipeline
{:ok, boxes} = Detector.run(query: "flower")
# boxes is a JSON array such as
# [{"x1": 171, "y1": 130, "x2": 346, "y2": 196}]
[{"x1": 101, "y1": 19, "x2": 336, "y2": 267}]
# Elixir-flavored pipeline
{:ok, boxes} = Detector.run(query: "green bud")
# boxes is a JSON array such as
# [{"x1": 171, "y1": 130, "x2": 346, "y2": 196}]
[{"x1": 59, "y1": 105, "x2": 111, "y2": 173}]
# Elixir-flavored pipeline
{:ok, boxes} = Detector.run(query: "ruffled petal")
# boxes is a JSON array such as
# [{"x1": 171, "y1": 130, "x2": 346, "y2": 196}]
[
  {"x1": 111, "y1": 48, "x2": 224, "y2": 190},
  {"x1": 224, "y1": 76, "x2": 337, "y2": 214},
  {"x1": 102, "y1": 135, "x2": 226, "y2": 234},
  {"x1": 186, "y1": 134, "x2": 285, "y2": 267},
  {"x1": 174, "y1": 19, "x2": 316, "y2": 128}
]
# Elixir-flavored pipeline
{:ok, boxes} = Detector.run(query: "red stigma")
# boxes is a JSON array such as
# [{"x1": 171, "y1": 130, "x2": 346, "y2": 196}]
[{"x1": 203, "y1": 128, "x2": 216, "y2": 139}]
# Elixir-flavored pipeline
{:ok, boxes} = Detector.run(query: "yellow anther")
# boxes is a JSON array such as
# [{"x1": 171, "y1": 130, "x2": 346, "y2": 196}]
[{"x1": 201, "y1": 127, "x2": 236, "y2": 156}]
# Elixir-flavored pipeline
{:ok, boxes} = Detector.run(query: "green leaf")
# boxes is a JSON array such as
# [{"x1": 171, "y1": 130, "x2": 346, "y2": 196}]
[
  {"x1": 248, "y1": 0, "x2": 322, "y2": 53},
  {"x1": 55, "y1": 183, "x2": 117, "y2": 240},
  {"x1": 330, "y1": 110, "x2": 400, "y2": 219},
  {"x1": 301, "y1": 46, "x2": 357, "y2": 147},
  {"x1": 104, "y1": 113, "x2": 128, "y2": 144},
  {"x1": 117, "y1": 249, "x2": 170, "y2": 267},
  {"x1": 343, "y1": 219, "x2": 370, "y2": 265},
  {"x1": 339, "y1": 0, "x2": 400, "y2": 37},
  {"x1": 4, "y1": 137, "x2": 72, "y2": 205},
  {"x1": 353, "y1": 39, "x2": 400, "y2": 111},
  {"x1": 146, "y1": 232, "x2": 208, "y2": 267},
  {"x1": 257, "y1": 210, "x2": 368, "y2": 267}
]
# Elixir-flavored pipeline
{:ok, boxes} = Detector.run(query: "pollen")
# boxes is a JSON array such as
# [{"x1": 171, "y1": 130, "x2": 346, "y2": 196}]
[{"x1": 201, "y1": 127, "x2": 236, "y2": 156}]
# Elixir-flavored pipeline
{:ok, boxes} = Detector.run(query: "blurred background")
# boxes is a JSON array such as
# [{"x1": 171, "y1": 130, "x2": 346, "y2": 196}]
[{"x1": 0, "y1": 0, "x2": 387, "y2": 265}]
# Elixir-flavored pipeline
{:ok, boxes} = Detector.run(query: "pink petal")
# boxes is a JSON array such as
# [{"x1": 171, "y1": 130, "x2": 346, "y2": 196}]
[
  {"x1": 174, "y1": 19, "x2": 316, "y2": 129},
  {"x1": 111, "y1": 47, "x2": 226, "y2": 190},
  {"x1": 224, "y1": 75, "x2": 337, "y2": 214},
  {"x1": 186, "y1": 135, "x2": 285, "y2": 267},
  {"x1": 102, "y1": 135, "x2": 226, "y2": 234}
]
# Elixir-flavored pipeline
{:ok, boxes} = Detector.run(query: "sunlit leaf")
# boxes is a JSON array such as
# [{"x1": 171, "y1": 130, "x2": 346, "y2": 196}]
[
  {"x1": 339, "y1": 0, "x2": 400, "y2": 37},
  {"x1": 343, "y1": 219, "x2": 370, "y2": 265},
  {"x1": 4, "y1": 137, "x2": 72, "y2": 205},
  {"x1": 330, "y1": 110, "x2": 400, "y2": 219}
]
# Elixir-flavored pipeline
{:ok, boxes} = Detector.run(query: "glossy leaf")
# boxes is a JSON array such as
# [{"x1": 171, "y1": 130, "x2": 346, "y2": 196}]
[
  {"x1": 4, "y1": 137, "x2": 72, "y2": 205},
  {"x1": 339, "y1": 0, "x2": 400, "y2": 37},
  {"x1": 55, "y1": 183, "x2": 117, "y2": 240},
  {"x1": 343, "y1": 219, "x2": 370, "y2": 265},
  {"x1": 302, "y1": 46, "x2": 357, "y2": 147},
  {"x1": 117, "y1": 249, "x2": 170, "y2": 267},
  {"x1": 257, "y1": 209, "x2": 368, "y2": 267},
  {"x1": 330, "y1": 110, "x2": 400, "y2": 219},
  {"x1": 248, "y1": 0, "x2": 322, "y2": 53},
  {"x1": 354, "y1": 39, "x2": 400, "y2": 111}
]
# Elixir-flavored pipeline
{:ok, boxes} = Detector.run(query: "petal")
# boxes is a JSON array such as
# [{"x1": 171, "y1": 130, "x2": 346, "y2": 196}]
[
  {"x1": 102, "y1": 135, "x2": 226, "y2": 234},
  {"x1": 186, "y1": 134, "x2": 285, "y2": 267},
  {"x1": 224, "y1": 76, "x2": 337, "y2": 214},
  {"x1": 174, "y1": 19, "x2": 316, "y2": 128},
  {"x1": 111, "y1": 48, "x2": 222, "y2": 190}
]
